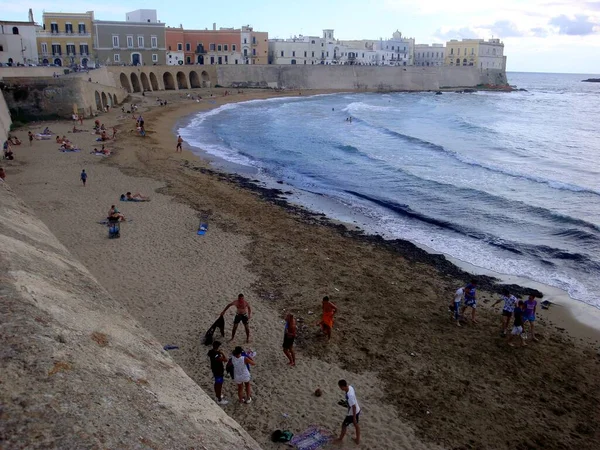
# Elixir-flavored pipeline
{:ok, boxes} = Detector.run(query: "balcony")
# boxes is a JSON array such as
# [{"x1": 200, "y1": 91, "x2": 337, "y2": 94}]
[{"x1": 38, "y1": 31, "x2": 91, "y2": 38}]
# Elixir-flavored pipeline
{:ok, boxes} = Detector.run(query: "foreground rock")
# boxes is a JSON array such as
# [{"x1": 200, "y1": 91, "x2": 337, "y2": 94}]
[
  {"x1": 582, "y1": 78, "x2": 600, "y2": 82},
  {"x1": 0, "y1": 181, "x2": 261, "y2": 449}
]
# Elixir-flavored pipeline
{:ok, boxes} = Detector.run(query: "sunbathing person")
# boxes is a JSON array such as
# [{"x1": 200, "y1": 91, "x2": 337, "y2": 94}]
[
  {"x1": 55, "y1": 135, "x2": 61, "y2": 143},
  {"x1": 121, "y1": 191, "x2": 150, "y2": 202},
  {"x1": 8, "y1": 135, "x2": 21, "y2": 145},
  {"x1": 43, "y1": 127, "x2": 52, "y2": 135},
  {"x1": 108, "y1": 205, "x2": 125, "y2": 221}
]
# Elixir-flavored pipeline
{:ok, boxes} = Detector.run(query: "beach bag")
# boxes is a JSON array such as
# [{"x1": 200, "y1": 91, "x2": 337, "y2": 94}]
[
  {"x1": 203, "y1": 316, "x2": 225, "y2": 346},
  {"x1": 271, "y1": 430, "x2": 294, "y2": 443}
]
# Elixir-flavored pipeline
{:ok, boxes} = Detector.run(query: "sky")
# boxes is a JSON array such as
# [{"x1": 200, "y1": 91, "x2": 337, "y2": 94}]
[{"x1": 1, "y1": 0, "x2": 599, "y2": 73}]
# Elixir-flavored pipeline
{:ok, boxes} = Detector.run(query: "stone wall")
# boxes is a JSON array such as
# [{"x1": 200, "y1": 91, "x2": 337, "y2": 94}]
[
  {"x1": 0, "y1": 181, "x2": 262, "y2": 450},
  {"x1": 0, "y1": 90, "x2": 11, "y2": 144}
]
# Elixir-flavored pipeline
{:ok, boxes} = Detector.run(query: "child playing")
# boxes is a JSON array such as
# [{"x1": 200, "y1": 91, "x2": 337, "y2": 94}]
[
  {"x1": 508, "y1": 300, "x2": 527, "y2": 348},
  {"x1": 523, "y1": 295, "x2": 538, "y2": 341}
]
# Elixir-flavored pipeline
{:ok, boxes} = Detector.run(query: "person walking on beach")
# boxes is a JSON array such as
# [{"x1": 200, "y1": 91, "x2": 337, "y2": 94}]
[
  {"x1": 207, "y1": 341, "x2": 229, "y2": 405},
  {"x1": 80, "y1": 169, "x2": 87, "y2": 187},
  {"x1": 283, "y1": 313, "x2": 297, "y2": 366},
  {"x1": 492, "y1": 288, "x2": 517, "y2": 336},
  {"x1": 176, "y1": 135, "x2": 183, "y2": 152},
  {"x1": 220, "y1": 294, "x2": 252, "y2": 343},
  {"x1": 460, "y1": 280, "x2": 478, "y2": 324},
  {"x1": 334, "y1": 380, "x2": 361, "y2": 445},
  {"x1": 232, "y1": 346, "x2": 255, "y2": 404},
  {"x1": 508, "y1": 301, "x2": 527, "y2": 347},
  {"x1": 450, "y1": 285, "x2": 465, "y2": 326},
  {"x1": 523, "y1": 295, "x2": 538, "y2": 341},
  {"x1": 28, "y1": 131, "x2": 33, "y2": 146},
  {"x1": 320, "y1": 296, "x2": 337, "y2": 340}
]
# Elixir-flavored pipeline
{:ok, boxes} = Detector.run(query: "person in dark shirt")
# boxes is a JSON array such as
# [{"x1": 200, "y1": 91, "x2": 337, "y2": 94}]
[
  {"x1": 207, "y1": 341, "x2": 229, "y2": 404},
  {"x1": 508, "y1": 301, "x2": 527, "y2": 347}
]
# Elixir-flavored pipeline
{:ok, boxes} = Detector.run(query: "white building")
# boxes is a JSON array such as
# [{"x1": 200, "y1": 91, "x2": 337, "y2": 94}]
[
  {"x1": 268, "y1": 34, "x2": 327, "y2": 65},
  {"x1": 478, "y1": 38, "x2": 505, "y2": 70},
  {"x1": 0, "y1": 14, "x2": 39, "y2": 66},
  {"x1": 414, "y1": 43, "x2": 445, "y2": 67},
  {"x1": 373, "y1": 30, "x2": 414, "y2": 66},
  {"x1": 126, "y1": 9, "x2": 158, "y2": 24},
  {"x1": 166, "y1": 50, "x2": 184, "y2": 65}
]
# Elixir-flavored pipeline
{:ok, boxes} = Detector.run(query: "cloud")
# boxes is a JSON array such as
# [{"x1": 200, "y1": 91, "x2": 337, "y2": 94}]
[
  {"x1": 531, "y1": 27, "x2": 550, "y2": 37},
  {"x1": 433, "y1": 27, "x2": 479, "y2": 40},
  {"x1": 548, "y1": 14, "x2": 600, "y2": 35},
  {"x1": 486, "y1": 20, "x2": 526, "y2": 37}
]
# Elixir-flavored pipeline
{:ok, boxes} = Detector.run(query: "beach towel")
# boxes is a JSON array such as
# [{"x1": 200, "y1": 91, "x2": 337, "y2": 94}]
[
  {"x1": 203, "y1": 316, "x2": 225, "y2": 346},
  {"x1": 197, "y1": 213, "x2": 209, "y2": 235},
  {"x1": 60, "y1": 148, "x2": 81, "y2": 152},
  {"x1": 290, "y1": 425, "x2": 334, "y2": 450}
]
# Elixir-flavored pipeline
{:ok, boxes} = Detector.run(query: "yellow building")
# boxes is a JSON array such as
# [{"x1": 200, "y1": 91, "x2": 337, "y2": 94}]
[
  {"x1": 444, "y1": 38, "x2": 505, "y2": 70},
  {"x1": 36, "y1": 11, "x2": 95, "y2": 67}
]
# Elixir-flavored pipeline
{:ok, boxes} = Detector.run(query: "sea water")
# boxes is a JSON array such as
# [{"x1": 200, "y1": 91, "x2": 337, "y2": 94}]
[{"x1": 179, "y1": 72, "x2": 600, "y2": 309}]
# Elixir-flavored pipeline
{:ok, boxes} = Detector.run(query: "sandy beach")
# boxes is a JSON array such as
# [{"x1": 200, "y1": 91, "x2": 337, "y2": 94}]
[{"x1": 4, "y1": 88, "x2": 600, "y2": 449}]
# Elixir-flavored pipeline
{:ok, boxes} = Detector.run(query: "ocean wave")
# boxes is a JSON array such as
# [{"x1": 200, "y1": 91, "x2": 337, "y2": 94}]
[{"x1": 342, "y1": 102, "x2": 397, "y2": 113}]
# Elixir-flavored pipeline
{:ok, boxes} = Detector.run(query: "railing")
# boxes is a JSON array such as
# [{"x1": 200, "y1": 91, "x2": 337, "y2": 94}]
[{"x1": 38, "y1": 31, "x2": 91, "y2": 38}]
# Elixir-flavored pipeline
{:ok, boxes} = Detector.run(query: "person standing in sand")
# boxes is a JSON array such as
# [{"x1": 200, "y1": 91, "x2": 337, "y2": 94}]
[
  {"x1": 508, "y1": 301, "x2": 527, "y2": 347},
  {"x1": 492, "y1": 288, "x2": 517, "y2": 336},
  {"x1": 207, "y1": 341, "x2": 229, "y2": 405},
  {"x1": 28, "y1": 131, "x2": 33, "y2": 146},
  {"x1": 220, "y1": 294, "x2": 252, "y2": 343},
  {"x1": 335, "y1": 379, "x2": 361, "y2": 445},
  {"x1": 460, "y1": 280, "x2": 478, "y2": 324},
  {"x1": 176, "y1": 135, "x2": 183, "y2": 152},
  {"x1": 450, "y1": 285, "x2": 466, "y2": 326},
  {"x1": 80, "y1": 169, "x2": 87, "y2": 187},
  {"x1": 320, "y1": 296, "x2": 337, "y2": 340},
  {"x1": 232, "y1": 346, "x2": 255, "y2": 404},
  {"x1": 283, "y1": 313, "x2": 296, "y2": 366},
  {"x1": 523, "y1": 295, "x2": 538, "y2": 341}
]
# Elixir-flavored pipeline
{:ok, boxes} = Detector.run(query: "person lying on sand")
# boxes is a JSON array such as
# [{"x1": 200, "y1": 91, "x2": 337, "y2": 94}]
[
  {"x1": 8, "y1": 135, "x2": 21, "y2": 145},
  {"x1": 108, "y1": 205, "x2": 125, "y2": 221},
  {"x1": 72, "y1": 125, "x2": 85, "y2": 133},
  {"x1": 220, "y1": 294, "x2": 252, "y2": 343},
  {"x1": 120, "y1": 192, "x2": 149, "y2": 202},
  {"x1": 320, "y1": 296, "x2": 337, "y2": 340}
]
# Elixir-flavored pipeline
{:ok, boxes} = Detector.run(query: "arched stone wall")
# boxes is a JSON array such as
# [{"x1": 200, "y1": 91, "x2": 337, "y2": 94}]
[
  {"x1": 163, "y1": 72, "x2": 175, "y2": 90},
  {"x1": 113, "y1": 94, "x2": 118, "y2": 105},
  {"x1": 101, "y1": 92, "x2": 108, "y2": 108},
  {"x1": 130, "y1": 73, "x2": 142, "y2": 93},
  {"x1": 94, "y1": 91, "x2": 102, "y2": 110},
  {"x1": 201, "y1": 71, "x2": 210, "y2": 88},
  {"x1": 149, "y1": 72, "x2": 159, "y2": 91},
  {"x1": 189, "y1": 71, "x2": 201, "y2": 88},
  {"x1": 120, "y1": 73, "x2": 132, "y2": 93},
  {"x1": 176, "y1": 71, "x2": 188, "y2": 89},
  {"x1": 140, "y1": 72, "x2": 151, "y2": 91}
]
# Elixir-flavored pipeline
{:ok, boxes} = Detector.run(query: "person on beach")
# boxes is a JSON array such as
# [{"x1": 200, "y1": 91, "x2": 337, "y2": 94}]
[
  {"x1": 112, "y1": 127, "x2": 117, "y2": 141},
  {"x1": 108, "y1": 205, "x2": 125, "y2": 221},
  {"x1": 0, "y1": 167, "x2": 6, "y2": 181},
  {"x1": 492, "y1": 288, "x2": 517, "y2": 336},
  {"x1": 320, "y1": 296, "x2": 337, "y2": 340},
  {"x1": 121, "y1": 192, "x2": 150, "y2": 201},
  {"x1": 335, "y1": 380, "x2": 361, "y2": 445},
  {"x1": 176, "y1": 135, "x2": 183, "y2": 152},
  {"x1": 450, "y1": 285, "x2": 465, "y2": 326},
  {"x1": 80, "y1": 169, "x2": 87, "y2": 186},
  {"x1": 231, "y1": 346, "x2": 255, "y2": 404},
  {"x1": 207, "y1": 341, "x2": 229, "y2": 405},
  {"x1": 283, "y1": 313, "x2": 297, "y2": 366},
  {"x1": 460, "y1": 280, "x2": 478, "y2": 323},
  {"x1": 523, "y1": 295, "x2": 538, "y2": 341},
  {"x1": 220, "y1": 294, "x2": 252, "y2": 343},
  {"x1": 508, "y1": 301, "x2": 527, "y2": 347},
  {"x1": 28, "y1": 131, "x2": 33, "y2": 146}
]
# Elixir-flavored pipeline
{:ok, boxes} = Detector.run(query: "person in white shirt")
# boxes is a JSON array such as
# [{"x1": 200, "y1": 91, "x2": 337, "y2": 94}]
[
  {"x1": 231, "y1": 346, "x2": 255, "y2": 404},
  {"x1": 335, "y1": 379, "x2": 361, "y2": 445},
  {"x1": 450, "y1": 286, "x2": 466, "y2": 326}
]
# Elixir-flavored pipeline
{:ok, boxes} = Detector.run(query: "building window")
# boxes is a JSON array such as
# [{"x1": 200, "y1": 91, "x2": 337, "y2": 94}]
[
  {"x1": 12, "y1": 26, "x2": 19, "y2": 35},
  {"x1": 66, "y1": 44, "x2": 76, "y2": 55},
  {"x1": 225, "y1": 55, "x2": 228, "y2": 63},
  {"x1": 186, "y1": 56, "x2": 191, "y2": 64},
  {"x1": 280, "y1": 50, "x2": 284, "y2": 57},
  {"x1": 218, "y1": 56, "x2": 222, "y2": 64},
  {"x1": 244, "y1": 49, "x2": 248, "y2": 56},
  {"x1": 51, "y1": 23, "x2": 58, "y2": 33},
  {"x1": 252, "y1": 36, "x2": 256, "y2": 44},
  {"x1": 224, "y1": 44, "x2": 228, "y2": 51},
  {"x1": 51, "y1": 44, "x2": 61, "y2": 55},
  {"x1": 152, "y1": 54, "x2": 158, "y2": 62},
  {"x1": 114, "y1": 54, "x2": 120, "y2": 62},
  {"x1": 312, "y1": 51, "x2": 315, "y2": 57},
  {"x1": 80, "y1": 44, "x2": 89, "y2": 55},
  {"x1": 138, "y1": 36, "x2": 144, "y2": 48},
  {"x1": 186, "y1": 43, "x2": 191, "y2": 51},
  {"x1": 127, "y1": 36, "x2": 134, "y2": 48},
  {"x1": 112, "y1": 36, "x2": 119, "y2": 48},
  {"x1": 243, "y1": 38, "x2": 247, "y2": 44},
  {"x1": 151, "y1": 36, "x2": 157, "y2": 48},
  {"x1": 65, "y1": 23, "x2": 73, "y2": 34},
  {"x1": 252, "y1": 48, "x2": 256, "y2": 56},
  {"x1": 210, "y1": 56, "x2": 214, "y2": 64},
  {"x1": 304, "y1": 51, "x2": 307, "y2": 57},
  {"x1": 232, "y1": 44, "x2": 236, "y2": 51},
  {"x1": 217, "y1": 44, "x2": 222, "y2": 51},
  {"x1": 41, "y1": 43, "x2": 48, "y2": 54},
  {"x1": 292, "y1": 51, "x2": 295, "y2": 57},
  {"x1": 78, "y1": 23, "x2": 86, "y2": 34},
  {"x1": 235, "y1": 59, "x2": 238, "y2": 64},
  {"x1": 209, "y1": 43, "x2": 215, "y2": 51}
]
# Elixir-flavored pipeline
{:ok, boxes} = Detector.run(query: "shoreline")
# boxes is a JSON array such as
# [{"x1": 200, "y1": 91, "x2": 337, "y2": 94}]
[
  {"x1": 172, "y1": 90, "x2": 600, "y2": 344},
  {"x1": 7, "y1": 87, "x2": 600, "y2": 449}
]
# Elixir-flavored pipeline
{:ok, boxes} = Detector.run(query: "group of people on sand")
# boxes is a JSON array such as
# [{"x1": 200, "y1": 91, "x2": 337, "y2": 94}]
[
  {"x1": 451, "y1": 280, "x2": 538, "y2": 347},
  {"x1": 207, "y1": 293, "x2": 359, "y2": 444}
]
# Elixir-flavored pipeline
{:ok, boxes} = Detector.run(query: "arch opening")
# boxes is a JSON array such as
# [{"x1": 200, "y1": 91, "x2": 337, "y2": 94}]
[
  {"x1": 120, "y1": 73, "x2": 132, "y2": 92},
  {"x1": 163, "y1": 72, "x2": 176, "y2": 90},
  {"x1": 140, "y1": 72, "x2": 151, "y2": 91},
  {"x1": 149, "y1": 72, "x2": 159, "y2": 90},
  {"x1": 130, "y1": 73, "x2": 142, "y2": 93},
  {"x1": 94, "y1": 91, "x2": 102, "y2": 110},
  {"x1": 189, "y1": 71, "x2": 201, "y2": 88},
  {"x1": 101, "y1": 92, "x2": 107, "y2": 108},
  {"x1": 113, "y1": 94, "x2": 118, "y2": 105},
  {"x1": 201, "y1": 70, "x2": 210, "y2": 88},
  {"x1": 176, "y1": 71, "x2": 188, "y2": 89}
]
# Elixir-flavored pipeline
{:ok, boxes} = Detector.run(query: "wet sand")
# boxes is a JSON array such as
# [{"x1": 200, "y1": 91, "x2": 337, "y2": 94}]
[{"x1": 5, "y1": 88, "x2": 600, "y2": 449}]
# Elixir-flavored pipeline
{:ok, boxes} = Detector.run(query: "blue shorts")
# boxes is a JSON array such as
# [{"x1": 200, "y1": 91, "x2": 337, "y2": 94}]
[
  {"x1": 525, "y1": 315, "x2": 535, "y2": 322},
  {"x1": 214, "y1": 376, "x2": 224, "y2": 384},
  {"x1": 465, "y1": 298, "x2": 477, "y2": 308}
]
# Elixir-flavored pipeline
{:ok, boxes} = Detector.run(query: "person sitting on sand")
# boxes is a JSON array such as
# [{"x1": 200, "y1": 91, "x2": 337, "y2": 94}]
[
  {"x1": 73, "y1": 125, "x2": 83, "y2": 133},
  {"x1": 0, "y1": 167, "x2": 6, "y2": 181},
  {"x1": 522, "y1": 295, "x2": 538, "y2": 341},
  {"x1": 3, "y1": 147, "x2": 14, "y2": 160},
  {"x1": 508, "y1": 301, "x2": 527, "y2": 347},
  {"x1": 121, "y1": 192, "x2": 149, "y2": 202},
  {"x1": 220, "y1": 294, "x2": 252, "y2": 343},
  {"x1": 108, "y1": 205, "x2": 125, "y2": 221},
  {"x1": 320, "y1": 296, "x2": 337, "y2": 340},
  {"x1": 460, "y1": 280, "x2": 478, "y2": 324},
  {"x1": 335, "y1": 380, "x2": 361, "y2": 445},
  {"x1": 8, "y1": 135, "x2": 21, "y2": 145},
  {"x1": 43, "y1": 127, "x2": 51, "y2": 135},
  {"x1": 231, "y1": 346, "x2": 255, "y2": 404},
  {"x1": 100, "y1": 130, "x2": 109, "y2": 141},
  {"x1": 283, "y1": 313, "x2": 296, "y2": 366},
  {"x1": 55, "y1": 135, "x2": 61, "y2": 144},
  {"x1": 100, "y1": 124, "x2": 106, "y2": 131},
  {"x1": 492, "y1": 288, "x2": 517, "y2": 336}
]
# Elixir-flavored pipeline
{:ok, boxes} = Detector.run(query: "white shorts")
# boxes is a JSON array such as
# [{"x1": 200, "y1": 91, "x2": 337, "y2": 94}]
[
  {"x1": 235, "y1": 375, "x2": 251, "y2": 384},
  {"x1": 511, "y1": 326, "x2": 523, "y2": 336}
]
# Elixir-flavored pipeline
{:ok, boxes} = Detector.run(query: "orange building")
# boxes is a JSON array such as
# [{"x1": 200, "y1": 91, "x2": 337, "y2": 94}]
[{"x1": 165, "y1": 25, "x2": 268, "y2": 66}]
